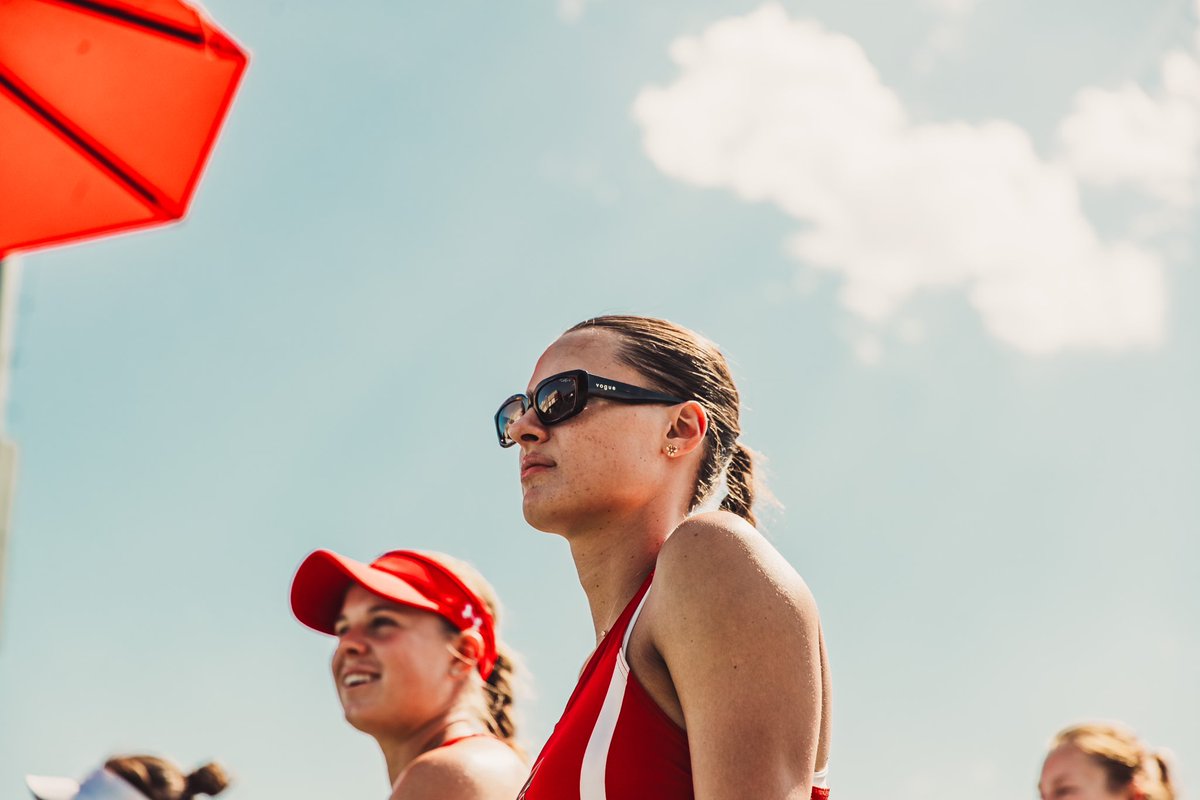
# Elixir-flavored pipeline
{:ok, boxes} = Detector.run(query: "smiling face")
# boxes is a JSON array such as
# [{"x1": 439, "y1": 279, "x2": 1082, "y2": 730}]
[
  {"x1": 1040, "y1": 744, "x2": 1135, "y2": 800},
  {"x1": 506, "y1": 328, "x2": 679, "y2": 534},
  {"x1": 330, "y1": 585, "x2": 461, "y2": 737}
]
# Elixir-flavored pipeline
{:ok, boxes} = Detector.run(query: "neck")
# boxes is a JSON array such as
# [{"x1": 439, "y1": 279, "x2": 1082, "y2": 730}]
[
  {"x1": 563, "y1": 504, "x2": 684, "y2": 641},
  {"x1": 376, "y1": 706, "x2": 484, "y2": 789}
]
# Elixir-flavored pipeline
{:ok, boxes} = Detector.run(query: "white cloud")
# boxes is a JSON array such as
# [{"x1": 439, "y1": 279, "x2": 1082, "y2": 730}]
[
  {"x1": 632, "y1": 3, "x2": 1173, "y2": 357},
  {"x1": 1059, "y1": 50, "x2": 1200, "y2": 208}
]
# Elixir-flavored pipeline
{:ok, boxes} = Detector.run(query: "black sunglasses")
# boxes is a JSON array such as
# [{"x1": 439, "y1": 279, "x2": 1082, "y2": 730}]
[{"x1": 494, "y1": 369, "x2": 688, "y2": 448}]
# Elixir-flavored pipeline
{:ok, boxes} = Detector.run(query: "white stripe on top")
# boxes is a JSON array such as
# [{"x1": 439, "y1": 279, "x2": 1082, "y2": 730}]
[{"x1": 578, "y1": 586, "x2": 653, "y2": 800}]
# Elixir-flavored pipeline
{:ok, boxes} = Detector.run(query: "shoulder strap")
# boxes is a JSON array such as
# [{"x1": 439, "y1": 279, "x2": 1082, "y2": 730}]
[
  {"x1": 438, "y1": 732, "x2": 500, "y2": 749},
  {"x1": 620, "y1": 576, "x2": 654, "y2": 656}
]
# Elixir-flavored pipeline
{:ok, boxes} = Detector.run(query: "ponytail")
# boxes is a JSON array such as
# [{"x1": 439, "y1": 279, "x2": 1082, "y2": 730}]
[
  {"x1": 482, "y1": 647, "x2": 523, "y2": 756},
  {"x1": 181, "y1": 764, "x2": 230, "y2": 800},
  {"x1": 718, "y1": 443, "x2": 757, "y2": 527}
]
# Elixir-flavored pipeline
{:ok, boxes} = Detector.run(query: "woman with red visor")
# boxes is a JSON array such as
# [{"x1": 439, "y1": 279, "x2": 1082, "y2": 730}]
[
  {"x1": 290, "y1": 549, "x2": 527, "y2": 799},
  {"x1": 494, "y1": 315, "x2": 832, "y2": 800}
]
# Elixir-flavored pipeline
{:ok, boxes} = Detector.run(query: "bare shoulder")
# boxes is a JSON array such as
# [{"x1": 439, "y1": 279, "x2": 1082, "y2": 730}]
[
  {"x1": 391, "y1": 739, "x2": 527, "y2": 800},
  {"x1": 655, "y1": 510, "x2": 814, "y2": 608},
  {"x1": 646, "y1": 512, "x2": 828, "y2": 795}
]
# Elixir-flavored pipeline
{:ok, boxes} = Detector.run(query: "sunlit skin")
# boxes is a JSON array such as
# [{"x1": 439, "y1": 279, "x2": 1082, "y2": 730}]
[
  {"x1": 506, "y1": 327, "x2": 833, "y2": 799},
  {"x1": 331, "y1": 585, "x2": 527, "y2": 800},
  {"x1": 1039, "y1": 744, "x2": 1139, "y2": 800}
]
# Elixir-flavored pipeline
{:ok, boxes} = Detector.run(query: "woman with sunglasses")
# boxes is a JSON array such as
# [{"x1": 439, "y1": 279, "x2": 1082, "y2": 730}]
[
  {"x1": 495, "y1": 315, "x2": 832, "y2": 800},
  {"x1": 290, "y1": 549, "x2": 528, "y2": 799}
]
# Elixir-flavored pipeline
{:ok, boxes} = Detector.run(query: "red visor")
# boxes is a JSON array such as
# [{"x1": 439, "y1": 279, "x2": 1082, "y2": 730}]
[{"x1": 290, "y1": 549, "x2": 497, "y2": 680}]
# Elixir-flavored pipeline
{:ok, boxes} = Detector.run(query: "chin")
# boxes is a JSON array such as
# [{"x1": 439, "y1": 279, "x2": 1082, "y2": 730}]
[
  {"x1": 343, "y1": 706, "x2": 387, "y2": 737},
  {"x1": 522, "y1": 496, "x2": 571, "y2": 535}
]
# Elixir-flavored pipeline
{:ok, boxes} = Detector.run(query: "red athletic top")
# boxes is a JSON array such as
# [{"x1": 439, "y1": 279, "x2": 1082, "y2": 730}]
[{"x1": 518, "y1": 573, "x2": 830, "y2": 800}]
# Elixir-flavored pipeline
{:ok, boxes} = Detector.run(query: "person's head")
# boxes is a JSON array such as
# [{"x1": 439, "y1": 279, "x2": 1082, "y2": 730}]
[
  {"x1": 27, "y1": 757, "x2": 228, "y2": 800},
  {"x1": 290, "y1": 549, "x2": 520, "y2": 748},
  {"x1": 102, "y1": 758, "x2": 228, "y2": 800},
  {"x1": 496, "y1": 315, "x2": 758, "y2": 533},
  {"x1": 1040, "y1": 723, "x2": 1175, "y2": 800}
]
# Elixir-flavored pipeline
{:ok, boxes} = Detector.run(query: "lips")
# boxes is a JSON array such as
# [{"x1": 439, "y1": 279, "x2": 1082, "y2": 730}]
[
  {"x1": 340, "y1": 664, "x2": 381, "y2": 689},
  {"x1": 520, "y1": 453, "x2": 555, "y2": 480},
  {"x1": 343, "y1": 674, "x2": 377, "y2": 688}
]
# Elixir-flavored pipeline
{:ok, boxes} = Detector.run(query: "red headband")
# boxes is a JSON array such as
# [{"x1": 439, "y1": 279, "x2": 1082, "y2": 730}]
[{"x1": 290, "y1": 549, "x2": 498, "y2": 680}]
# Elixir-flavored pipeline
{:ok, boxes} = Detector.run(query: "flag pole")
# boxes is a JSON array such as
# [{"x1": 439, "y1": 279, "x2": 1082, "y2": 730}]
[{"x1": 0, "y1": 255, "x2": 21, "y2": 646}]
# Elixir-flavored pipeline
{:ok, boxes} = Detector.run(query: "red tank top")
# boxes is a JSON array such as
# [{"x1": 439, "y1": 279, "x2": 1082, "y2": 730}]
[{"x1": 518, "y1": 573, "x2": 830, "y2": 800}]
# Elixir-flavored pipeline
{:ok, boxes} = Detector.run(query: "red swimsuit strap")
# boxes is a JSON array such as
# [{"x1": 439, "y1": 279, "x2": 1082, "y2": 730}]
[{"x1": 436, "y1": 732, "x2": 501, "y2": 749}]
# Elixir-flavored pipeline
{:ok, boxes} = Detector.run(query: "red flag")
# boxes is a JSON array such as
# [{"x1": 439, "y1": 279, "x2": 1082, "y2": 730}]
[{"x1": 0, "y1": 0, "x2": 248, "y2": 257}]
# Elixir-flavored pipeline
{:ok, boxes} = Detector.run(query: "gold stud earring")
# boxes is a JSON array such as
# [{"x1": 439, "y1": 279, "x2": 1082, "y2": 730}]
[{"x1": 665, "y1": 444, "x2": 678, "y2": 457}]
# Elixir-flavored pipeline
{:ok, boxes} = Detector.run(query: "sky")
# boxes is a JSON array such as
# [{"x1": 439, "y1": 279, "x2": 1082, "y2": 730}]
[{"x1": 1, "y1": 1, "x2": 1198, "y2": 799}]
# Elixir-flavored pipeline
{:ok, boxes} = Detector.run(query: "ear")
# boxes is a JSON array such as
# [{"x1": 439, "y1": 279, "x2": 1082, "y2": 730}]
[
  {"x1": 449, "y1": 629, "x2": 485, "y2": 677},
  {"x1": 664, "y1": 400, "x2": 707, "y2": 457}
]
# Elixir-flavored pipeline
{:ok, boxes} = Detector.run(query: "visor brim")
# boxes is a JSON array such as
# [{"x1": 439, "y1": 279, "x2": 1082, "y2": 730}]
[
  {"x1": 290, "y1": 550, "x2": 440, "y2": 634},
  {"x1": 26, "y1": 775, "x2": 79, "y2": 800}
]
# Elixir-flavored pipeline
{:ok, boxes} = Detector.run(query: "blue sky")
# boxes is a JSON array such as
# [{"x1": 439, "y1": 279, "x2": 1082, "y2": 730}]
[{"x1": 1, "y1": 1, "x2": 1197, "y2": 799}]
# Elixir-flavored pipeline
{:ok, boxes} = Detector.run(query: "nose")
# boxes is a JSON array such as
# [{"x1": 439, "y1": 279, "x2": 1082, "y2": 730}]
[
  {"x1": 506, "y1": 401, "x2": 548, "y2": 447},
  {"x1": 333, "y1": 628, "x2": 368, "y2": 661}
]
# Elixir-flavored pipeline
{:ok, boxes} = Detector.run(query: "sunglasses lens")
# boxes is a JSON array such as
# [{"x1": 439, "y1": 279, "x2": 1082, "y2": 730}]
[
  {"x1": 496, "y1": 397, "x2": 527, "y2": 447},
  {"x1": 536, "y1": 375, "x2": 580, "y2": 423}
]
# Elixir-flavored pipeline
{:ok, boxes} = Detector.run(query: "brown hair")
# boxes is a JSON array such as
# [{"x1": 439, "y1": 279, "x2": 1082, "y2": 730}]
[
  {"x1": 566, "y1": 315, "x2": 760, "y2": 526},
  {"x1": 1051, "y1": 723, "x2": 1175, "y2": 800},
  {"x1": 422, "y1": 552, "x2": 524, "y2": 755},
  {"x1": 104, "y1": 757, "x2": 229, "y2": 800}
]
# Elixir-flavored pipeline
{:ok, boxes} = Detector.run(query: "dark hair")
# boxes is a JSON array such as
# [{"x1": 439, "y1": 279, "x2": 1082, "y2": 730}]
[
  {"x1": 104, "y1": 757, "x2": 229, "y2": 800},
  {"x1": 566, "y1": 315, "x2": 759, "y2": 526}
]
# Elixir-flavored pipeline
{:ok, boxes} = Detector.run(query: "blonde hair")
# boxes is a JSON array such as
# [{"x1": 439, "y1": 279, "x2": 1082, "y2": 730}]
[
  {"x1": 420, "y1": 551, "x2": 524, "y2": 755},
  {"x1": 1051, "y1": 723, "x2": 1175, "y2": 800}
]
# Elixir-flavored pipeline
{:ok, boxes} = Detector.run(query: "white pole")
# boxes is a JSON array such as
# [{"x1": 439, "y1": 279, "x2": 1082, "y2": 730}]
[{"x1": 0, "y1": 255, "x2": 21, "y2": 644}]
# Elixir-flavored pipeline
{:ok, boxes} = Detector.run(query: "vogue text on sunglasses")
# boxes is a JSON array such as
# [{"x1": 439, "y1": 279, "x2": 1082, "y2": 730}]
[{"x1": 494, "y1": 369, "x2": 688, "y2": 447}]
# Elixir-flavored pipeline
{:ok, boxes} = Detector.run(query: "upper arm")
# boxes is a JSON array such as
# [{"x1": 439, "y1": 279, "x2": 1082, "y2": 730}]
[{"x1": 652, "y1": 511, "x2": 825, "y2": 800}]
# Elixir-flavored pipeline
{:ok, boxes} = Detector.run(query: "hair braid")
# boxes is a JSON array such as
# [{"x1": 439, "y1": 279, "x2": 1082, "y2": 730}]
[
  {"x1": 483, "y1": 648, "x2": 522, "y2": 753},
  {"x1": 718, "y1": 442, "x2": 758, "y2": 527}
]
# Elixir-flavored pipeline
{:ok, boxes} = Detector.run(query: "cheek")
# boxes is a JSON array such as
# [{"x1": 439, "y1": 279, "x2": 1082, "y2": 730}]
[
  {"x1": 564, "y1": 433, "x2": 661, "y2": 504},
  {"x1": 382, "y1": 635, "x2": 449, "y2": 684},
  {"x1": 577, "y1": 410, "x2": 659, "y2": 466}
]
